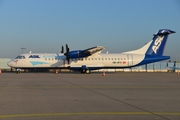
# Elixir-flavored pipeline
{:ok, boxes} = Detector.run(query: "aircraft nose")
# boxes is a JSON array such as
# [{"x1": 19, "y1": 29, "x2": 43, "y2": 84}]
[{"x1": 7, "y1": 61, "x2": 12, "y2": 67}]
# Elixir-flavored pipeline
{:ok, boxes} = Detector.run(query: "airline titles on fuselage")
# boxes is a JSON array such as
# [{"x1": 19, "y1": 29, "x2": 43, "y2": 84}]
[
  {"x1": 29, "y1": 55, "x2": 40, "y2": 58},
  {"x1": 29, "y1": 55, "x2": 62, "y2": 59}
]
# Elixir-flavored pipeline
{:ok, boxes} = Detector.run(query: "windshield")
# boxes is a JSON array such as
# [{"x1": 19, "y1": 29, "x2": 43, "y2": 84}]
[{"x1": 15, "y1": 55, "x2": 25, "y2": 59}]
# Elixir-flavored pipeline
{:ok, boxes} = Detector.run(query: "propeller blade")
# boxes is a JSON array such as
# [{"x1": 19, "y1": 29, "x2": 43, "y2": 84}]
[
  {"x1": 61, "y1": 46, "x2": 64, "y2": 53},
  {"x1": 67, "y1": 56, "x2": 70, "y2": 64},
  {"x1": 65, "y1": 44, "x2": 70, "y2": 64},
  {"x1": 66, "y1": 44, "x2": 70, "y2": 53}
]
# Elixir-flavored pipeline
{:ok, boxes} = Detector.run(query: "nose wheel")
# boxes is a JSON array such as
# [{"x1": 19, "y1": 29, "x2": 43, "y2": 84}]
[{"x1": 16, "y1": 68, "x2": 21, "y2": 74}]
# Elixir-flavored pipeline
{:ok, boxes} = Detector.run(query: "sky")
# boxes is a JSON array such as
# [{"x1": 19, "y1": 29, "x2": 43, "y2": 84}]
[{"x1": 0, "y1": 0, "x2": 180, "y2": 61}]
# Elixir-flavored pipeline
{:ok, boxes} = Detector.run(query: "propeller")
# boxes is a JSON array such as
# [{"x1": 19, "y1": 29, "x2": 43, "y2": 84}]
[
  {"x1": 61, "y1": 46, "x2": 64, "y2": 53},
  {"x1": 62, "y1": 44, "x2": 70, "y2": 64}
]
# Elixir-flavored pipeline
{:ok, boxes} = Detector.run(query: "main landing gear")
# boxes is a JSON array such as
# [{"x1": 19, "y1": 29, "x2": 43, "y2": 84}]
[
  {"x1": 81, "y1": 69, "x2": 91, "y2": 74},
  {"x1": 80, "y1": 65, "x2": 91, "y2": 74}
]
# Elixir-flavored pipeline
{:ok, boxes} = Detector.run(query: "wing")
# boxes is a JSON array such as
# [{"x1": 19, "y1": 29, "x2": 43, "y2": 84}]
[
  {"x1": 81, "y1": 46, "x2": 105, "y2": 55},
  {"x1": 68, "y1": 46, "x2": 105, "y2": 59}
]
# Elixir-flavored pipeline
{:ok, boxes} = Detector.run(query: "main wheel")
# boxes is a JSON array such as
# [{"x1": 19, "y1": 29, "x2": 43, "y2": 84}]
[{"x1": 85, "y1": 69, "x2": 90, "y2": 74}]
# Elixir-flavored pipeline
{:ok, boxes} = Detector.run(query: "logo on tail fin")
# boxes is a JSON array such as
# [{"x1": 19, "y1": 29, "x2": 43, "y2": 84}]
[
  {"x1": 152, "y1": 36, "x2": 164, "y2": 54},
  {"x1": 146, "y1": 29, "x2": 175, "y2": 56}
]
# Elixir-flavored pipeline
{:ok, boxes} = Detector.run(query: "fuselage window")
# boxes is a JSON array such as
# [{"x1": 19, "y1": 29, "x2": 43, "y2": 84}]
[
  {"x1": 105, "y1": 58, "x2": 107, "y2": 60},
  {"x1": 102, "y1": 58, "x2": 104, "y2": 60},
  {"x1": 45, "y1": 58, "x2": 47, "y2": 61},
  {"x1": 114, "y1": 58, "x2": 116, "y2": 60},
  {"x1": 92, "y1": 58, "x2": 93, "y2": 60},
  {"x1": 99, "y1": 58, "x2": 101, "y2": 60},
  {"x1": 88, "y1": 58, "x2": 90, "y2": 61},
  {"x1": 108, "y1": 58, "x2": 110, "y2": 60},
  {"x1": 112, "y1": 58, "x2": 113, "y2": 60}
]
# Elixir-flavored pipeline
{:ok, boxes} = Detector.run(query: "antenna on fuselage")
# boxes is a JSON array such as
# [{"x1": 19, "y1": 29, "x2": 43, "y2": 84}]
[{"x1": 29, "y1": 51, "x2": 32, "y2": 54}]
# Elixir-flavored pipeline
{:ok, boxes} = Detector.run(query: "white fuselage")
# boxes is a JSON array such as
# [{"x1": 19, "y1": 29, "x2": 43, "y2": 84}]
[{"x1": 8, "y1": 53, "x2": 145, "y2": 69}]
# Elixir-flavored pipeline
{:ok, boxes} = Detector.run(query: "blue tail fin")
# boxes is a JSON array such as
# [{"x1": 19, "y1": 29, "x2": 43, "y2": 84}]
[{"x1": 146, "y1": 29, "x2": 175, "y2": 56}]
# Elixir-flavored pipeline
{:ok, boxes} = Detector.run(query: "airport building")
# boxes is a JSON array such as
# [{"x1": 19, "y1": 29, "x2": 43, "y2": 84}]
[
  {"x1": 0, "y1": 58, "x2": 11, "y2": 71},
  {"x1": 0, "y1": 58, "x2": 179, "y2": 73}
]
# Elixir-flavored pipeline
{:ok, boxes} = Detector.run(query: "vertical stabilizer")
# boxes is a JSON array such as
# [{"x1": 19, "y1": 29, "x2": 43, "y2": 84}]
[
  {"x1": 145, "y1": 29, "x2": 175, "y2": 56},
  {"x1": 123, "y1": 29, "x2": 175, "y2": 55}
]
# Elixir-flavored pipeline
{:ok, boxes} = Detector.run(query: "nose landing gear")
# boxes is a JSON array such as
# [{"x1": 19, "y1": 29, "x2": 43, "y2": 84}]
[{"x1": 16, "y1": 68, "x2": 21, "y2": 74}]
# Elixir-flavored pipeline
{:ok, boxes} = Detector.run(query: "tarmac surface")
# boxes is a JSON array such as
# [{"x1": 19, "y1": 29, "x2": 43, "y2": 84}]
[{"x1": 0, "y1": 72, "x2": 180, "y2": 120}]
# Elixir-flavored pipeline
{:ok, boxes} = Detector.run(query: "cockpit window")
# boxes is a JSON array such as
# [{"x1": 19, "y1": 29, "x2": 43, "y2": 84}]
[{"x1": 15, "y1": 55, "x2": 25, "y2": 59}]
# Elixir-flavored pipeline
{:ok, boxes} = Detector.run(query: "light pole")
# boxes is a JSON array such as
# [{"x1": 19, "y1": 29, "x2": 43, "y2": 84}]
[{"x1": 21, "y1": 48, "x2": 26, "y2": 54}]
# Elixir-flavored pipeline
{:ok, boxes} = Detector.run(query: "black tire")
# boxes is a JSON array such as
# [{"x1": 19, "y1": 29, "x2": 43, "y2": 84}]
[{"x1": 85, "y1": 69, "x2": 90, "y2": 74}]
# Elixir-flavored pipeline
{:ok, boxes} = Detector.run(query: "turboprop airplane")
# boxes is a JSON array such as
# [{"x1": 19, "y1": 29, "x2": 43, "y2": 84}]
[{"x1": 7, "y1": 29, "x2": 175, "y2": 74}]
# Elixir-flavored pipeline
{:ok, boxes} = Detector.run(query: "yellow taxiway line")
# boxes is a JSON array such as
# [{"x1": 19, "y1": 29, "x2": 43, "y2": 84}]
[{"x1": 0, "y1": 112, "x2": 180, "y2": 119}]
